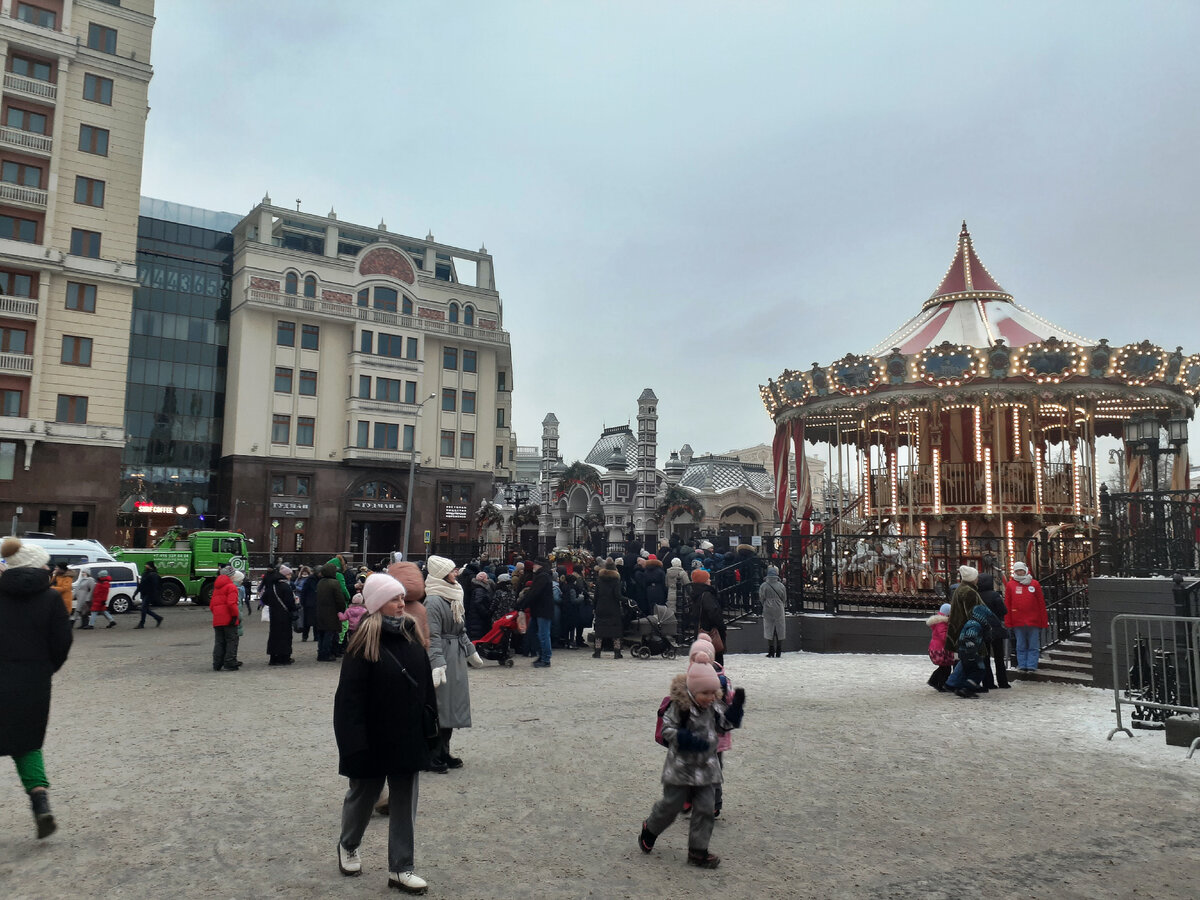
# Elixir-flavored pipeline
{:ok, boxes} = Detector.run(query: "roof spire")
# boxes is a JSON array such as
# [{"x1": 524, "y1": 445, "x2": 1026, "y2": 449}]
[{"x1": 925, "y1": 222, "x2": 1010, "y2": 308}]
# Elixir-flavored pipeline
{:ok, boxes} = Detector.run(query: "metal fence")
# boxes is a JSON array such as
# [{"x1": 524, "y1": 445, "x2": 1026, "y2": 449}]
[
  {"x1": 1102, "y1": 486, "x2": 1200, "y2": 577},
  {"x1": 1107, "y1": 612, "x2": 1200, "y2": 758}
]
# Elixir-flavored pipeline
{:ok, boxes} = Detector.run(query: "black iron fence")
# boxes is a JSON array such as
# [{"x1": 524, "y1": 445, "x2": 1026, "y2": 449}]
[{"x1": 1100, "y1": 484, "x2": 1200, "y2": 577}]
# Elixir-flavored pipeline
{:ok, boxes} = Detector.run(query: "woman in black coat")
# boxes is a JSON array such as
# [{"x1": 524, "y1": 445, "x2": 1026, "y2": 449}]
[
  {"x1": 315, "y1": 563, "x2": 347, "y2": 662},
  {"x1": 591, "y1": 559, "x2": 629, "y2": 659},
  {"x1": 0, "y1": 538, "x2": 72, "y2": 839},
  {"x1": 334, "y1": 573, "x2": 435, "y2": 893},
  {"x1": 263, "y1": 566, "x2": 297, "y2": 666},
  {"x1": 466, "y1": 573, "x2": 493, "y2": 642},
  {"x1": 689, "y1": 569, "x2": 726, "y2": 665}
]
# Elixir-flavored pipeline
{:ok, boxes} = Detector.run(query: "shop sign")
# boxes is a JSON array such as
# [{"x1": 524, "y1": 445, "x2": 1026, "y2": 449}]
[
  {"x1": 135, "y1": 502, "x2": 177, "y2": 514},
  {"x1": 350, "y1": 500, "x2": 406, "y2": 512},
  {"x1": 270, "y1": 500, "x2": 310, "y2": 516},
  {"x1": 443, "y1": 504, "x2": 468, "y2": 520}
]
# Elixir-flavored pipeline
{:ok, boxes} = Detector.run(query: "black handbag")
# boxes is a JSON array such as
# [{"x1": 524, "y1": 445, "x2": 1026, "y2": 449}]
[{"x1": 382, "y1": 647, "x2": 440, "y2": 746}]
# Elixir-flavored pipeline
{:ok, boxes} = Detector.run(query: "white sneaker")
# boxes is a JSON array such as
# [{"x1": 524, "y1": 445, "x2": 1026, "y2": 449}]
[
  {"x1": 388, "y1": 870, "x2": 428, "y2": 894},
  {"x1": 337, "y1": 843, "x2": 361, "y2": 876}
]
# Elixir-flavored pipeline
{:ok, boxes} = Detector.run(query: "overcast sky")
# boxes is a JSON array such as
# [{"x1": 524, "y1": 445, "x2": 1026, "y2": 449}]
[{"x1": 141, "y1": 1, "x2": 1200, "y2": 470}]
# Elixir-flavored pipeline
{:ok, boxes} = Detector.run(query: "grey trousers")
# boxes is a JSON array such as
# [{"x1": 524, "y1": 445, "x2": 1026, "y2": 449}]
[
  {"x1": 340, "y1": 772, "x2": 419, "y2": 873},
  {"x1": 212, "y1": 625, "x2": 240, "y2": 669},
  {"x1": 645, "y1": 782, "x2": 716, "y2": 852}
]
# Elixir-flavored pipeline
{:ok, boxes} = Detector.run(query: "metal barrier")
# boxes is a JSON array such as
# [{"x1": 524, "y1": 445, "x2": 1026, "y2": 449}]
[{"x1": 1106, "y1": 613, "x2": 1200, "y2": 759}]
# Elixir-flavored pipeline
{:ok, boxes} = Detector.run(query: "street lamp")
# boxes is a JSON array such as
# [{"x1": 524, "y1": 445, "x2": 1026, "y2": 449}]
[
  {"x1": 1123, "y1": 412, "x2": 1190, "y2": 570},
  {"x1": 401, "y1": 393, "x2": 437, "y2": 560}
]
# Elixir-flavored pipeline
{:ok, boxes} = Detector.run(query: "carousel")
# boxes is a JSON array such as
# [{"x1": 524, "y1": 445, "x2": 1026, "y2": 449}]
[{"x1": 761, "y1": 223, "x2": 1199, "y2": 599}]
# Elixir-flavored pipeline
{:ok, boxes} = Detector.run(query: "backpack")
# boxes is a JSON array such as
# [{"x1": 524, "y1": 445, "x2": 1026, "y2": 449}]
[{"x1": 654, "y1": 697, "x2": 688, "y2": 746}]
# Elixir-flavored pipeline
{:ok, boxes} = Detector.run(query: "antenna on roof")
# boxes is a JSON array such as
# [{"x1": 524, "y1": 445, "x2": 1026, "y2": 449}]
[{"x1": 295, "y1": 199, "x2": 301, "y2": 211}]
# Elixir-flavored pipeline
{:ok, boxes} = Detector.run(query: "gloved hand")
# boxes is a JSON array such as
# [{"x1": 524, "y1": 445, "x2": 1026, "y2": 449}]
[
  {"x1": 675, "y1": 729, "x2": 711, "y2": 753},
  {"x1": 467, "y1": 652, "x2": 485, "y2": 668},
  {"x1": 432, "y1": 666, "x2": 446, "y2": 688},
  {"x1": 731, "y1": 687, "x2": 746, "y2": 708}
]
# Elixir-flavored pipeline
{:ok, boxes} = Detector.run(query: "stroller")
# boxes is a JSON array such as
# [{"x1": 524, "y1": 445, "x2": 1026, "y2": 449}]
[
  {"x1": 625, "y1": 602, "x2": 679, "y2": 660},
  {"x1": 473, "y1": 610, "x2": 521, "y2": 668}
]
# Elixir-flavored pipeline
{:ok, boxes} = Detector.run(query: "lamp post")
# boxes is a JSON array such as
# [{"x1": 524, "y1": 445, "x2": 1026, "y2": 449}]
[
  {"x1": 401, "y1": 393, "x2": 437, "y2": 561},
  {"x1": 1123, "y1": 413, "x2": 1190, "y2": 570},
  {"x1": 1108, "y1": 447, "x2": 1126, "y2": 493}
]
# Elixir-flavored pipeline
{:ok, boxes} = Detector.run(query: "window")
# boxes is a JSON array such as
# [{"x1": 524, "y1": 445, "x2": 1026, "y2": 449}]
[
  {"x1": 443, "y1": 347, "x2": 457, "y2": 370},
  {"x1": 0, "y1": 327, "x2": 27, "y2": 353},
  {"x1": 374, "y1": 287, "x2": 397, "y2": 311},
  {"x1": 358, "y1": 375, "x2": 371, "y2": 399},
  {"x1": 296, "y1": 476, "x2": 310, "y2": 497},
  {"x1": 303, "y1": 275, "x2": 316, "y2": 298},
  {"x1": 440, "y1": 430, "x2": 455, "y2": 457},
  {"x1": 495, "y1": 445, "x2": 505, "y2": 467},
  {"x1": 16, "y1": 4, "x2": 56, "y2": 29},
  {"x1": 460, "y1": 432, "x2": 475, "y2": 459},
  {"x1": 1, "y1": 213, "x2": 37, "y2": 243},
  {"x1": 56, "y1": 395, "x2": 87, "y2": 424},
  {"x1": 79, "y1": 124, "x2": 109, "y2": 155},
  {"x1": 271, "y1": 414, "x2": 290, "y2": 444},
  {"x1": 360, "y1": 330, "x2": 372, "y2": 353},
  {"x1": 83, "y1": 73, "x2": 113, "y2": 104},
  {"x1": 4, "y1": 106, "x2": 47, "y2": 134},
  {"x1": 439, "y1": 484, "x2": 453, "y2": 503},
  {"x1": 285, "y1": 272, "x2": 298, "y2": 295},
  {"x1": 402, "y1": 296, "x2": 413, "y2": 315},
  {"x1": 378, "y1": 333, "x2": 403, "y2": 358},
  {"x1": 357, "y1": 288, "x2": 368, "y2": 307},
  {"x1": 0, "y1": 271, "x2": 33, "y2": 297},
  {"x1": 376, "y1": 378, "x2": 401, "y2": 403},
  {"x1": 74, "y1": 176, "x2": 105, "y2": 207},
  {"x1": 61, "y1": 335, "x2": 92, "y2": 366},
  {"x1": 463, "y1": 349, "x2": 477, "y2": 373},
  {"x1": 70, "y1": 229, "x2": 101, "y2": 257},
  {"x1": 274, "y1": 366, "x2": 293, "y2": 393},
  {"x1": 462, "y1": 390, "x2": 476, "y2": 415},
  {"x1": 496, "y1": 408, "x2": 505, "y2": 427},
  {"x1": 1, "y1": 389, "x2": 21, "y2": 416},
  {"x1": 66, "y1": 282, "x2": 96, "y2": 312},
  {"x1": 298, "y1": 369, "x2": 317, "y2": 396},
  {"x1": 459, "y1": 485, "x2": 471, "y2": 502},
  {"x1": 296, "y1": 416, "x2": 315, "y2": 446},
  {"x1": 276, "y1": 320, "x2": 295, "y2": 346},
  {"x1": 403, "y1": 424, "x2": 414, "y2": 451},
  {"x1": 87, "y1": 23, "x2": 118, "y2": 53},
  {"x1": 498, "y1": 370, "x2": 507, "y2": 391},
  {"x1": 374, "y1": 423, "x2": 398, "y2": 450},
  {"x1": 301, "y1": 324, "x2": 319, "y2": 350},
  {"x1": 270, "y1": 475, "x2": 286, "y2": 495},
  {"x1": 10, "y1": 55, "x2": 52, "y2": 82},
  {"x1": 355, "y1": 421, "x2": 369, "y2": 448},
  {"x1": 449, "y1": 302, "x2": 459, "y2": 323},
  {"x1": 1, "y1": 161, "x2": 42, "y2": 188},
  {"x1": 442, "y1": 388, "x2": 456, "y2": 412},
  {"x1": 404, "y1": 381, "x2": 416, "y2": 404},
  {"x1": 0, "y1": 441, "x2": 16, "y2": 479},
  {"x1": 406, "y1": 337, "x2": 418, "y2": 359},
  {"x1": 464, "y1": 305, "x2": 474, "y2": 326}
]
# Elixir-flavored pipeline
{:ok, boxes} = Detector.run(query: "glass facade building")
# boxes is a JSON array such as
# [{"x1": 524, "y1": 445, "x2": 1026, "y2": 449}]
[{"x1": 118, "y1": 199, "x2": 239, "y2": 544}]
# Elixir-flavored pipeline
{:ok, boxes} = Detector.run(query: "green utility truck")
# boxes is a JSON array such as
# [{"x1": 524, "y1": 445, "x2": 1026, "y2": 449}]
[{"x1": 110, "y1": 529, "x2": 250, "y2": 606}]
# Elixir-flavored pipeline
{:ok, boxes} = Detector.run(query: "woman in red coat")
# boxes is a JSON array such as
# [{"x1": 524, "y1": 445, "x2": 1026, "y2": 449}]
[
  {"x1": 82, "y1": 573, "x2": 116, "y2": 629},
  {"x1": 210, "y1": 568, "x2": 241, "y2": 671},
  {"x1": 1004, "y1": 561, "x2": 1047, "y2": 672}
]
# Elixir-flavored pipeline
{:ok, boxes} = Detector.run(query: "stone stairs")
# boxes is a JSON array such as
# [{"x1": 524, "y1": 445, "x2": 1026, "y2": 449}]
[{"x1": 1010, "y1": 631, "x2": 1093, "y2": 685}]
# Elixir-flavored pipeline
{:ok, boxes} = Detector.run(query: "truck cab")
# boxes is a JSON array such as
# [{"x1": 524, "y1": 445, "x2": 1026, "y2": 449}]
[{"x1": 110, "y1": 530, "x2": 250, "y2": 606}]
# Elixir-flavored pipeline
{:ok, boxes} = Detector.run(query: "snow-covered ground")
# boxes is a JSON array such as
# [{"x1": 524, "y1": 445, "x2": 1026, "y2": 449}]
[{"x1": 1, "y1": 610, "x2": 1196, "y2": 899}]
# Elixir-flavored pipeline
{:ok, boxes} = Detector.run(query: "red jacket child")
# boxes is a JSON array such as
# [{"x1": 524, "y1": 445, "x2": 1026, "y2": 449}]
[
  {"x1": 90, "y1": 574, "x2": 111, "y2": 612},
  {"x1": 209, "y1": 573, "x2": 240, "y2": 627}
]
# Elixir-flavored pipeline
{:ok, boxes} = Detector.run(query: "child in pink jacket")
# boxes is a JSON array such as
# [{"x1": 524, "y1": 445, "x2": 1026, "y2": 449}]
[
  {"x1": 339, "y1": 593, "x2": 367, "y2": 638},
  {"x1": 926, "y1": 602, "x2": 953, "y2": 692}
]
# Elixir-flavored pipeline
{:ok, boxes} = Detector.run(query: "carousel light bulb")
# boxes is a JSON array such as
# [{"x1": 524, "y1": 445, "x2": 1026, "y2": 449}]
[
  {"x1": 960, "y1": 520, "x2": 969, "y2": 556},
  {"x1": 984, "y1": 446, "x2": 994, "y2": 514}
]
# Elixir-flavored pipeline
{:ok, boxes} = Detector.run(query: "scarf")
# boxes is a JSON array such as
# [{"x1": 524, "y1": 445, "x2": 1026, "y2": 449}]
[
  {"x1": 424, "y1": 576, "x2": 465, "y2": 625},
  {"x1": 1015, "y1": 572, "x2": 1032, "y2": 586}
]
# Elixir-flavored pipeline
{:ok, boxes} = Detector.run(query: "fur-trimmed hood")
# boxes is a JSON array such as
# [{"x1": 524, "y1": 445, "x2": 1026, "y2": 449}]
[
  {"x1": 926, "y1": 613, "x2": 948, "y2": 627},
  {"x1": 669, "y1": 672, "x2": 698, "y2": 713},
  {"x1": 645, "y1": 558, "x2": 663, "y2": 569},
  {"x1": 597, "y1": 568, "x2": 621, "y2": 581}
]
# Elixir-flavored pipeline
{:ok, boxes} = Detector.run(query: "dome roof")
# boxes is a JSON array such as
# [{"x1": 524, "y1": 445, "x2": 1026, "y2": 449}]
[
  {"x1": 679, "y1": 455, "x2": 773, "y2": 494},
  {"x1": 586, "y1": 426, "x2": 638, "y2": 470}
]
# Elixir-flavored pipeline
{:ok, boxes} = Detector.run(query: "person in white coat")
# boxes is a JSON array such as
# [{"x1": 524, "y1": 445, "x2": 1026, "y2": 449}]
[
  {"x1": 758, "y1": 566, "x2": 787, "y2": 658},
  {"x1": 423, "y1": 556, "x2": 484, "y2": 773}
]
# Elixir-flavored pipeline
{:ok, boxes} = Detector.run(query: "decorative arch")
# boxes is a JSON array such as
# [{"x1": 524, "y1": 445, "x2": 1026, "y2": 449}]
[
  {"x1": 718, "y1": 504, "x2": 761, "y2": 524},
  {"x1": 347, "y1": 479, "x2": 405, "y2": 500},
  {"x1": 356, "y1": 244, "x2": 416, "y2": 285}
]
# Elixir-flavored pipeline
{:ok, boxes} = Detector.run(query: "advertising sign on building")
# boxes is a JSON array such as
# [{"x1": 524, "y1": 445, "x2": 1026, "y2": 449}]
[
  {"x1": 443, "y1": 505, "x2": 469, "y2": 520},
  {"x1": 350, "y1": 500, "x2": 406, "y2": 512},
  {"x1": 270, "y1": 500, "x2": 311, "y2": 517}
]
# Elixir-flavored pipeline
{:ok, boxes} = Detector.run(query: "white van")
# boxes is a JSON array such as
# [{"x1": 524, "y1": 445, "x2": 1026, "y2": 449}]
[
  {"x1": 70, "y1": 561, "x2": 141, "y2": 614},
  {"x1": 7, "y1": 537, "x2": 116, "y2": 569}
]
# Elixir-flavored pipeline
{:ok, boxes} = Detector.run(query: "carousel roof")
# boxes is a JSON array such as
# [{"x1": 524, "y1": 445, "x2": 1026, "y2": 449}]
[
  {"x1": 867, "y1": 223, "x2": 1091, "y2": 356},
  {"x1": 679, "y1": 456, "x2": 774, "y2": 494}
]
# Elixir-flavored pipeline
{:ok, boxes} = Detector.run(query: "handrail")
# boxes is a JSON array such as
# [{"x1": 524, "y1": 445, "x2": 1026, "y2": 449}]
[{"x1": 3, "y1": 72, "x2": 57, "y2": 101}]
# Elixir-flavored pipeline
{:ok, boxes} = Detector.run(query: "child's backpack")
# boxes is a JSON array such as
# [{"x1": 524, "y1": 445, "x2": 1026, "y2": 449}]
[{"x1": 654, "y1": 697, "x2": 688, "y2": 746}]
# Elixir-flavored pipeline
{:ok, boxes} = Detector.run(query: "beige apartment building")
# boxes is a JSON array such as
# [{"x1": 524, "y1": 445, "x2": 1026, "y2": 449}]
[
  {"x1": 0, "y1": 0, "x2": 154, "y2": 541},
  {"x1": 221, "y1": 200, "x2": 516, "y2": 561}
]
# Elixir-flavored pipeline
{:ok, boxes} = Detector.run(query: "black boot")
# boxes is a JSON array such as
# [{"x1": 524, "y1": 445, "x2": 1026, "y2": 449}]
[
  {"x1": 638, "y1": 821, "x2": 656, "y2": 853},
  {"x1": 613, "y1": 649, "x2": 623, "y2": 659},
  {"x1": 30, "y1": 790, "x2": 55, "y2": 839}
]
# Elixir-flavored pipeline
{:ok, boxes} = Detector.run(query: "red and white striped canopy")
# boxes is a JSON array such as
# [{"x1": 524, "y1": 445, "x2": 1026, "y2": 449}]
[{"x1": 867, "y1": 223, "x2": 1091, "y2": 357}]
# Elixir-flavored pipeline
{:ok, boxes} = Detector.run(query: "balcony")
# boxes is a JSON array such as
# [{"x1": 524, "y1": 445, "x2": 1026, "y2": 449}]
[
  {"x1": 346, "y1": 396, "x2": 421, "y2": 418},
  {"x1": 0, "y1": 293, "x2": 38, "y2": 320},
  {"x1": 0, "y1": 351, "x2": 34, "y2": 375},
  {"x1": 342, "y1": 446, "x2": 417, "y2": 465},
  {"x1": 869, "y1": 459, "x2": 1092, "y2": 517},
  {"x1": 0, "y1": 125, "x2": 51, "y2": 156},
  {"x1": 0, "y1": 181, "x2": 47, "y2": 208},
  {"x1": 245, "y1": 288, "x2": 510, "y2": 344},
  {"x1": 347, "y1": 350, "x2": 422, "y2": 375},
  {"x1": 2, "y1": 72, "x2": 56, "y2": 103}
]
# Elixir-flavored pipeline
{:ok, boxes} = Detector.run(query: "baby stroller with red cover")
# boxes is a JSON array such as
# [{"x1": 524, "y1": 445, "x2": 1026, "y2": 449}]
[{"x1": 473, "y1": 609, "x2": 521, "y2": 667}]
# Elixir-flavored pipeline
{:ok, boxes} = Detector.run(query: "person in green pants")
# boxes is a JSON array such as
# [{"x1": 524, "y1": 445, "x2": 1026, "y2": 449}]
[{"x1": 0, "y1": 537, "x2": 73, "y2": 839}]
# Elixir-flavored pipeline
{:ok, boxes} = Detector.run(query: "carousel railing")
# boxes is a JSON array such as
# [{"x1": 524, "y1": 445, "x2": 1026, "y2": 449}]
[{"x1": 868, "y1": 458, "x2": 1094, "y2": 515}]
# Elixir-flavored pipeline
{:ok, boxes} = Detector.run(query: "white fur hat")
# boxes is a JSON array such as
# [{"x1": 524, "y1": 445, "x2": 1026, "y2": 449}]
[
  {"x1": 0, "y1": 537, "x2": 49, "y2": 569},
  {"x1": 958, "y1": 565, "x2": 978, "y2": 584}
]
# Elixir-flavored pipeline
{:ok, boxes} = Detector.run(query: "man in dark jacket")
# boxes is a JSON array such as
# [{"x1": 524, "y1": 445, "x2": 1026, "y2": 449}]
[
  {"x1": 315, "y1": 563, "x2": 347, "y2": 662},
  {"x1": 133, "y1": 561, "x2": 164, "y2": 629},
  {"x1": 0, "y1": 537, "x2": 72, "y2": 839},
  {"x1": 977, "y1": 573, "x2": 1009, "y2": 689},
  {"x1": 524, "y1": 559, "x2": 554, "y2": 668}
]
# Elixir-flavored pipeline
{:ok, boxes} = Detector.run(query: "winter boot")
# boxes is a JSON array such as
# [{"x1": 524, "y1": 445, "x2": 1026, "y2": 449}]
[
  {"x1": 30, "y1": 790, "x2": 55, "y2": 839},
  {"x1": 613, "y1": 650, "x2": 623, "y2": 659},
  {"x1": 687, "y1": 849, "x2": 721, "y2": 868},
  {"x1": 592, "y1": 649, "x2": 601, "y2": 658},
  {"x1": 638, "y1": 821, "x2": 656, "y2": 853}
]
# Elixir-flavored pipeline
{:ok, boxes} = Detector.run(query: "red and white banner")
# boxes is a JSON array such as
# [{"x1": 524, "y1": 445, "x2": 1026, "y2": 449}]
[
  {"x1": 772, "y1": 424, "x2": 792, "y2": 528},
  {"x1": 792, "y1": 419, "x2": 812, "y2": 535}
]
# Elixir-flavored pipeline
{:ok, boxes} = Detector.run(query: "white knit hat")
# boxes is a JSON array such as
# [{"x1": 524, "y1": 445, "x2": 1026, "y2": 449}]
[
  {"x1": 361, "y1": 573, "x2": 405, "y2": 615},
  {"x1": 958, "y1": 565, "x2": 979, "y2": 584},
  {"x1": 425, "y1": 555, "x2": 456, "y2": 581},
  {"x1": 1, "y1": 537, "x2": 49, "y2": 569}
]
